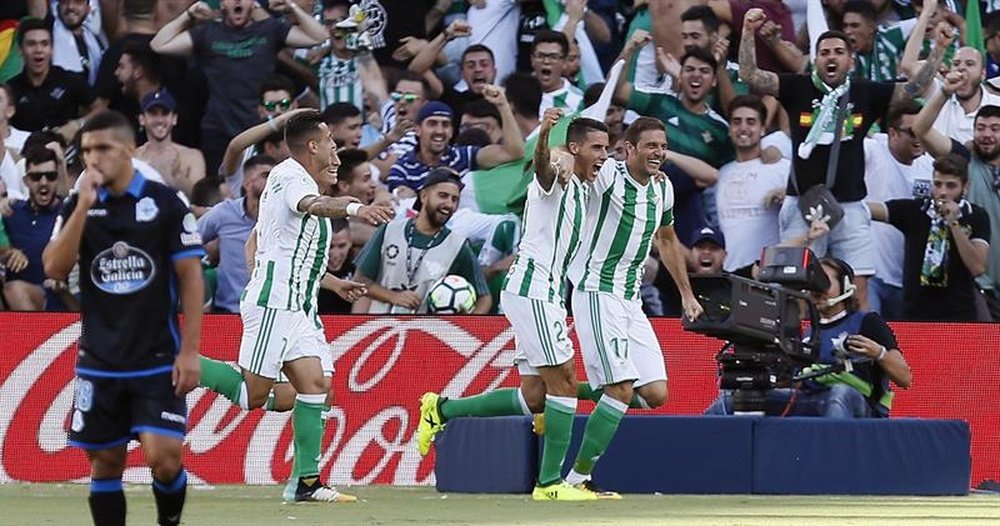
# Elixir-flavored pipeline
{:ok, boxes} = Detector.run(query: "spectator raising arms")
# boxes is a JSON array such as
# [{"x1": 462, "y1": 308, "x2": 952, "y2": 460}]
[{"x1": 151, "y1": 0, "x2": 326, "y2": 175}]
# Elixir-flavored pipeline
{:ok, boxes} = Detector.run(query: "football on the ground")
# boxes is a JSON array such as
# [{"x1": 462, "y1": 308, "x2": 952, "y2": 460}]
[{"x1": 427, "y1": 275, "x2": 477, "y2": 314}]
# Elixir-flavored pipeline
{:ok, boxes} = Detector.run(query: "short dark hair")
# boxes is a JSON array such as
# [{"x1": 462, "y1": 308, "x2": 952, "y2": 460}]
[
  {"x1": 23, "y1": 130, "x2": 65, "y2": 153},
  {"x1": 886, "y1": 100, "x2": 923, "y2": 129},
  {"x1": 728, "y1": 94, "x2": 767, "y2": 122},
  {"x1": 680, "y1": 46, "x2": 718, "y2": 71},
  {"x1": 18, "y1": 18, "x2": 50, "y2": 47},
  {"x1": 394, "y1": 70, "x2": 431, "y2": 97},
  {"x1": 243, "y1": 153, "x2": 277, "y2": 174},
  {"x1": 284, "y1": 110, "x2": 325, "y2": 150},
  {"x1": 986, "y1": 11, "x2": 1000, "y2": 39},
  {"x1": 680, "y1": 5, "x2": 720, "y2": 33},
  {"x1": 532, "y1": 30, "x2": 569, "y2": 56},
  {"x1": 455, "y1": 127, "x2": 492, "y2": 147},
  {"x1": 462, "y1": 98, "x2": 501, "y2": 124},
  {"x1": 121, "y1": 42, "x2": 161, "y2": 84},
  {"x1": 933, "y1": 153, "x2": 969, "y2": 183},
  {"x1": 80, "y1": 111, "x2": 137, "y2": 145},
  {"x1": 503, "y1": 72, "x2": 542, "y2": 119},
  {"x1": 23, "y1": 144, "x2": 57, "y2": 169},
  {"x1": 567, "y1": 117, "x2": 609, "y2": 145},
  {"x1": 623, "y1": 116, "x2": 666, "y2": 145},
  {"x1": 260, "y1": 74, "x2": 297, "y2": 100},
  {"x1": 258, "y1": 130, "x2": 285, "y2": 152},
  {"x1": 815, "y1": 30, "x2": 852, "y2": 53},
  {"x1": 321, "y1": 102, "x2": 362, "y2": 126},
  {"x1": 330, "y1": 217, "x2": 349, "y2": 235},
  {"x1": 337, "y1": 148, "x2": 369, "y2": 184},
  {"x1": 843, "y1": 0, "x2": 877, "y2": 23},
  {"x1": 190, "y1": 177, "x2": 223, "y2": 208},
  {"x1": 461, "y1": 44, "x2": 495, "y2": 64},
  {"x1": 975, "y1": 104, "x2": 1000, "y2": 123}
]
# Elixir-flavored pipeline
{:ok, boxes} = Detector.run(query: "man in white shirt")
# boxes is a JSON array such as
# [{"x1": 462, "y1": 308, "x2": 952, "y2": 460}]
[
  {"x1": 863, "y1": 100, "x2": 934, "y2": 319},
  {"x1": 715, "y1": 95, "x2": 789, "y2": 276},
  {"x1": 930, "y1": 47, "x2": 1000, "y2": 144}
]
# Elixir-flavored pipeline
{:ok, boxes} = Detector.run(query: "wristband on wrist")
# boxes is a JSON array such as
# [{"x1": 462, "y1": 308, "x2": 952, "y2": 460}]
[
  {"x1": 346, "y1": 202, "x2": 363, "y2": 216},
  {"x1": 876, "y1": 346, "x2": 887, "y2": 362}
]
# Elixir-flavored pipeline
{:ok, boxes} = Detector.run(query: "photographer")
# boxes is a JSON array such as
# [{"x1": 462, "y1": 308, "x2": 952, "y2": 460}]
[{"x1": 706, "y1": 258, "x2": 911, "y2": 418}]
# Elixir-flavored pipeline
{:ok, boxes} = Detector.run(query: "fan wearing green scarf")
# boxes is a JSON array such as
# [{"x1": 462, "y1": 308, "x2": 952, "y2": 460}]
[
  {"x1": 737, "y1": 7, "x2": 952, "y2": 313},
  {"x1": 867, "y1": 153, "x2": 991, "y2": 321}
]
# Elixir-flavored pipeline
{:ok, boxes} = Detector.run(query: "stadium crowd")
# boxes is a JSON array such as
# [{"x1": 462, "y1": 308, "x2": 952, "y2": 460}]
[{"x1": 0, "y1": 0, "x2": 998, "y2": 322}]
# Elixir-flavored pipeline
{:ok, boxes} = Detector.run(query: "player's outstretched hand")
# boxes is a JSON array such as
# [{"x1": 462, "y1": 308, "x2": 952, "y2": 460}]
[
  {"x1": 331, "y1": 277, "x2": 368, "y2": 302},
  {"x1": 356, "y1": 203, "x2": 395, "y2": 225},
  {"x1": 173, "y1": 351, "x2": 201, "y2": 397},
  {"x1": 681, "y1": 294, "x2": 704, "y2": 322}
]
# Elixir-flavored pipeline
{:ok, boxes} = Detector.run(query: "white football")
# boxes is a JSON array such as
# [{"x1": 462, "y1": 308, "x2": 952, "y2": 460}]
[{"x1": 427, "y1": 275, "x2": 477, "y2": 314}]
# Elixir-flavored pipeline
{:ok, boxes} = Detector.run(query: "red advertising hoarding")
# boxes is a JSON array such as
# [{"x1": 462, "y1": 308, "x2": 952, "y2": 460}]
[{"x1": 1, "y1": 314, "x2": 997, "y2": 487}]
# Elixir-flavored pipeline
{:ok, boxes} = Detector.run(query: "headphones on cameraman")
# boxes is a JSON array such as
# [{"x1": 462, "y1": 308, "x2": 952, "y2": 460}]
[{"x1": 820, "y1": 257, "x2": 856, "y2": 307}]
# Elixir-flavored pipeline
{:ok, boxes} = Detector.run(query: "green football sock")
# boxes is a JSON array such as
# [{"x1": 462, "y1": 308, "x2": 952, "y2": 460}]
[
  {"x1": 577, "y1": 383, "x2": 647, "y2": 408},
  {"x1": 292, "y1": 394, "x2": 326, "y2": 479},
  {"x1": 572, "y1": 395, "x2": 627, "y2": 476},
  {"x1": 288, "y1": 404, "x2": 330, "y2": 481},
  {"x1": 439, "y1": 388, "x2": 525, "y2": 422},
  {"x1": 199, "y1": 357, "x2": 244, "y2": 404},
  {"x1": 537, "y1": 395, "x2": 577, "y2": 487}
]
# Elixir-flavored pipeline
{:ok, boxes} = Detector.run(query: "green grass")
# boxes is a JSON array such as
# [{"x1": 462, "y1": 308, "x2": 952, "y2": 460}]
[{"x1": 2, "y1": 484, "x2": 999, "y2": 525}]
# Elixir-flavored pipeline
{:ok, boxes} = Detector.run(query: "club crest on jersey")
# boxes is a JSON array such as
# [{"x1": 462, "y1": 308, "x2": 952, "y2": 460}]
[
  {"x1": 180, "y1": 212, "x2": 202, "y2": 246},
  {"x1": 91, "y1": 241, "x2": 156, "y2": 294},
  {"x1": 136, "y1": 197, "x2": 159, "y2": 222}
]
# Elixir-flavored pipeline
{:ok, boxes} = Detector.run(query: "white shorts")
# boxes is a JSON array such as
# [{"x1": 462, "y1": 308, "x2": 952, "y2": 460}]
[
  {"x1": 571, "y1": 289, "x2": 667, "y2": 389},
  {"x1": 501, "y1": 292, "x2": 574, "y2": 376},
  {"x1": 238, "y1": 302, "x2": 333, "y2": 380}
]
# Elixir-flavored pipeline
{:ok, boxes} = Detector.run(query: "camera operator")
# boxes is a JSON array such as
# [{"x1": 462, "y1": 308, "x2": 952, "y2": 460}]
[{"x1": 705, "y1": 258, "x2": 911, "y2": 418}]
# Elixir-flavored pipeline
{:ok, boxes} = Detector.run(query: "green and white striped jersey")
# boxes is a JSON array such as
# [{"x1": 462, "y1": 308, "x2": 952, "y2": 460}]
[
  {"x1": 568, "y1": 159, "x2": 674, "y2": 301},
  {"x1": 539, "y1": 79, "x2": 584, "y2": 118},
  {"x1": 503, "y1": 173, "x2": 588, "y2": 305},
  {"x1": 317, "y1": 54, "x2": 363, "y2": 112},
  {"x1": 242, "y1": 158, "x2": 331, "y2": 313}
]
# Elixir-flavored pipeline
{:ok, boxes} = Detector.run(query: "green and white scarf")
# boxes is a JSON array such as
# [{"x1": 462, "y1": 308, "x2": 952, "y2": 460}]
[
  {"x1": 798, "y1": 70, "x2": 851, "y2": 160},
  {"x1": 920, "y1": 198, "x2": 973, "y2": 287}
]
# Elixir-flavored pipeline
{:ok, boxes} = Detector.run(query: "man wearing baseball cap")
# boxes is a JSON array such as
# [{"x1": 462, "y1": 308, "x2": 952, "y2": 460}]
[
  {"x1": 654, "y1": 226, "x2": 728, "y2": 315},
  {"x1": 135, "y1": 88, "x2": 205, "y2": 199},
  {"x1": 353, "y1": 167, "x2": 493, "y2": 314},
  {"x1": 386, "y1": 83, "x2": 526, "y2": 198}
]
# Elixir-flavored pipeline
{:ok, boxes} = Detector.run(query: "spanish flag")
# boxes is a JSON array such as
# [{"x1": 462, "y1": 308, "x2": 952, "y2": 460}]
[{"x1": 0, "y1": 20, "x2": 23, "y2": 83}]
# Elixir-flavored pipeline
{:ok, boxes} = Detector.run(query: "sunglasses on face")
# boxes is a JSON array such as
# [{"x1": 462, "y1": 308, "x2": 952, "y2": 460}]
[
  {"x1": 391, "y1": 92, "x2": 419, "y2": 103},
  {"x1": 27, "y1": 171, "x2": 58, "y2": 182},
  {"x1": 263, "y1": 99, "x2": 292, "y2": 111}
]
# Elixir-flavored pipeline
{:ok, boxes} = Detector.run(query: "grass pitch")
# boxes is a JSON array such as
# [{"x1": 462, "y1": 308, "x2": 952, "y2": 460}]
[{"x1": 2, "y1": 484, "x2": 999, "y2": 525}]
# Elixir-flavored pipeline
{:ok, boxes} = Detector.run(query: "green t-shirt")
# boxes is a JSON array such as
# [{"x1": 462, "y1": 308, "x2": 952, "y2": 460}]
[
  {"x1": 354, "y1": 221, "x2": 491, "y2": 297},
  {"x1": 627, "y1": 90, "x2": 735, "y2": 168}
]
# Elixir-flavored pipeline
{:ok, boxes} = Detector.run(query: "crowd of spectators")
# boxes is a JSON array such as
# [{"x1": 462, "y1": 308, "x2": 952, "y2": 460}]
[{"x1": 0, "y1": 0, "x2": 998, "y2": 322}]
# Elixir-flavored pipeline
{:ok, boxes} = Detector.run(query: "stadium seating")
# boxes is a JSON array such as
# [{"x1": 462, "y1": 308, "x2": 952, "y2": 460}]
[{"x1": 435, "y1": 416, "x2": 970, "y2": 495}]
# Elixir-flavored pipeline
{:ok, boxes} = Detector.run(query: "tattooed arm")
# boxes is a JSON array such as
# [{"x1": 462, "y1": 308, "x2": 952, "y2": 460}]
[
  {"x1": 892, "y1": 21, "x2": 956, "y2": 106},
  {"x1": 738, "y1": 8, "x2": 779, "y2": 97}
]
